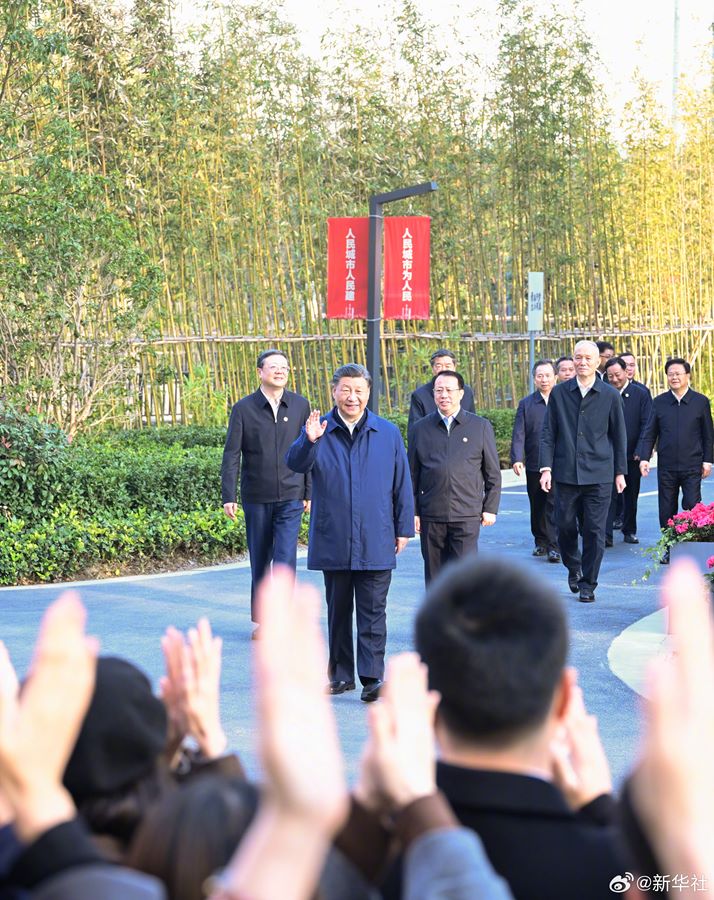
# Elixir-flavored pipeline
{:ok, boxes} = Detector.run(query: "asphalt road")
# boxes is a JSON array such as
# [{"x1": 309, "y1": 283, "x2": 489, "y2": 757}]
[{"x1": 3, "y1": 469, "x2": 710, "y2": 786}]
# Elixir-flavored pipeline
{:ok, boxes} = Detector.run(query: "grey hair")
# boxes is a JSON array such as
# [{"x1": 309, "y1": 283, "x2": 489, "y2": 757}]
[{"x1": 331, "y1": 364, "x2": 372, "y2": 387}]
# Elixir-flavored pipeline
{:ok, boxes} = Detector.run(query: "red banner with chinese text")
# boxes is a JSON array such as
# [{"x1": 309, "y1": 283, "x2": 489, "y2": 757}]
[
  {"x1": 326, "y1": 217, "x2": 369, "y2": 319},
  {"x1": 383, "y1": 216, "x2": 430, "y2": 320}
]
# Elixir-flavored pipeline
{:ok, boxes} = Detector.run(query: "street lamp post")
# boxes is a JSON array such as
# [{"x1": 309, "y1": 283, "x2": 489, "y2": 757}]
[{"x1": 366, "y1": 181, "x2": 438, "y2": 413}]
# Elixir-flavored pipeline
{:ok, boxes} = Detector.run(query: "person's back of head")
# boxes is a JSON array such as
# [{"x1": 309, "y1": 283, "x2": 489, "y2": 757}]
[{"x1": 415, "y1": 555, "x2": 568, "y2": 750}]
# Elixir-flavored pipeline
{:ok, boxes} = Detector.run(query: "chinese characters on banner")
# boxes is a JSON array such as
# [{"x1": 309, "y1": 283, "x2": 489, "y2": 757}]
[
  {"x1": 326, "y1": 217, "x2": 369, "y2": 319},
  {"x1": 383, "y1": 216, "x2": 430, "y2": 320}
]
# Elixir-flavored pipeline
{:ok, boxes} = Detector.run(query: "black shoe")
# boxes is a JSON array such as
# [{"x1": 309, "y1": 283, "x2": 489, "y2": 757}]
[
  {"x1": 605, "y1": 537, "x2": 614, "y2": 548},
  {"x1": 326, "y1": 680, "x2": 355, "y2": 695},
  {"x1": 360, "y1": 681, "x2": 383, "y2": 703},
  {"x1": 661, "y1": 549, "x2": 670, "y2": 565},
  {"x1": 613, "y1": 518, "x2": 623, "y2": 530},
  {"x1": 547, "y1": 550, "x2": 561, "y2": 563},
  {"x1": 568, "y1": 570, "x2": 582, "y2": 593},
  {"x1": 579, "y1": 590, "x2": 595, "y2": 603},
  {"x1": 623, "y1": 534, "x2": 639, "y2": 544},
  {"x1": 532, "y1": 547, "x2": 547, "y2": 557},
  {"x1": 251, "y1": 626, "x2": 261, "y2": 641}
]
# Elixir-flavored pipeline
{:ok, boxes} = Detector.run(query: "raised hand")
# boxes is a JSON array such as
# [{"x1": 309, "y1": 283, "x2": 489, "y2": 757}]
[{"x1": 305, "y1": 410, "x2": 327, "y2": 443}]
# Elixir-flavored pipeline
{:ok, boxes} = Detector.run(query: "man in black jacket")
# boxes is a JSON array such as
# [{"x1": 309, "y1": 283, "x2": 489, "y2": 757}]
[
  {"x1": 636, "y1": 357, "x2": 713, "y2": 533},
  {"x1": 407, "y1": 348, "x2": 475, "y2": 440},
  {"x1": 408, "y1": 371, "x2": 501, "y2": 584},
  {"x1": 510, "y1": 359, "x2": 559, "y2": 562},
  {"x1": 221, "y1": 349, "x2": 311, "y2": 636},
  {"x1": 413, "y1": 555, "x2": 628, "y2": 900},
  {"x1": 539, "y1": 340, "x2": 627, "y2": 602},
  {"x1": 604, "y1": 357, "x2": 652, "y2": 545}
]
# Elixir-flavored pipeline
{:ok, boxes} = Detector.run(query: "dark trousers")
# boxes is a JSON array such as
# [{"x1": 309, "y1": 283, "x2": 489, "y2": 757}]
[
  {"x1": 657, "y1": 469, "x2": 702, "y2": 529},
  {"x1": 606, "y1": 460, "x2": 642, "y2": 540},
  {"x1": 243, "y1": 500, "x2": 304, "y2": 622},
  {"x1": 323, "y1": 570, "x2": 392, "y2": 684},
  {"x1": 526, "y1": 470, "x2": 557, "y2": 551},
  {"x1": 419, "y1": 518, "x2": 481, "y2": 584},
  {"x1": 556, "y1": 482, "x2": 612, "y2": 593}
]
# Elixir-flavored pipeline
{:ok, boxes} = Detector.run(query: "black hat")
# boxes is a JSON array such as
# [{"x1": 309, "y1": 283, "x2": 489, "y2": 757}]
[{"x1": 63, "y1": 656, "x2": 167, "y2": 801}]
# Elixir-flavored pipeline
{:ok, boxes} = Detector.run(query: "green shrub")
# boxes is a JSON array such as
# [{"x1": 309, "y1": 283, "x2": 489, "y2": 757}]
[
  {"x1": 0, "y1": 403, "x2": 69, "y2": 520},
  {"x1": 83, "y1": 425, "x2": 228, "y2": 449},
  {"x1": 0, "y1": 505, "x2": 248, "y2": 584},
  {"x1": 55, "y1": 444, "x2": 223, "y2": 515}
]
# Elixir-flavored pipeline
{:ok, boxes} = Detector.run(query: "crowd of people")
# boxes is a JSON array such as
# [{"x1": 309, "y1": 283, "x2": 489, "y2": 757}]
[{"x1": 0, "y1": 555, "x2": 712, "y2": 899}]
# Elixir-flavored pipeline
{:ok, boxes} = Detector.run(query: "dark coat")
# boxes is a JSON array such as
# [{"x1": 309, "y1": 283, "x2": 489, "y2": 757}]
[
  {"x1": 619, "y1": 382, "x2": 652, "y2": 459},
  {"x1": 221, "y1": 389, "x2": 311, "y2": 504},
  {"x1": 285, "y1": 409, "x2": 414, "y2": 571},
  {"x1": 510, "y1": 391, "x2": 549, "y2": 472},
  {"x1": 539, "y1": 377, "x2": 627, "y2": 485},
  {"x1": 408, "y1": 380, "x2": 475, "y2": 439},
  {"x1": 435, "y1": 764, "x2": 628, "y2": 900},
  {"x1": 409, "y1": 410, "x2": 501, "y2": 521},
  {"x1": 635, "y1": 388, "x2": 714, "y2": 472}
]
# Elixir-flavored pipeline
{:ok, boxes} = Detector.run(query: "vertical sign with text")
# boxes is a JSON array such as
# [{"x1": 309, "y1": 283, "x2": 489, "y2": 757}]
[
  {"x1": 527, "y1": 272, "x2": 544, "y2": 331},
  {"x1": 326, "y1": 217, "x2": 369, "y2": 319},
  {"x1": 383, "y1": 216, "x2": 430, "y2": 320}
]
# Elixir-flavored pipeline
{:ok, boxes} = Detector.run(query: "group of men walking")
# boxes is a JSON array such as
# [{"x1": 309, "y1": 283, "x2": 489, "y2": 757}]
[
  {"x1": 220, "y1": 341, "x2": 712, "y2": 694},
  {"x1": 512, "y1": 340, "x2": 713, "y2": 599}
]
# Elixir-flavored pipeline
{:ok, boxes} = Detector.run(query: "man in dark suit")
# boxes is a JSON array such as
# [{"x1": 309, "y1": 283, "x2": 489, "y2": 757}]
[
  {"x1": 510, "y1": 359, "x2": 559, "y2": 562},
  {"x1": 620, "y1": 350, "x2": 650, "y2": 396},
  {"x1": 408, "y1": 371, "x2": 501, "y2": 584},
  {"x1": 604, "y1": 357, "x2": 652, "y2": 545},
  {"x1": 407, "y1": 348, "x2": 475, "y2": 439},
  {"x1": 412, "y1": 555, "x2": 627, "y2": 900},
  {"x1": 595, "y1": 340, "x2": 615, "y2": 380},
  {"x1": 221, "y1": 349, "x2": 311, "y2": 639},
  {"x1": 539, "y1": 340, "x2": 627, "y2": 602},
  {"x1": 636, "y1": 358, "x2": 713, "y2": 538}
]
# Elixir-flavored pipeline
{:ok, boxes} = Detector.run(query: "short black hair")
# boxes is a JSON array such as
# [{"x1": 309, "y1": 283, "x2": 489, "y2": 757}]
[
  {"x1": 257, "y1": 349, "x2": 286, "y2": 369},
  {"x1": 415, "y1": 556, "x2": 568, "y2": 747},
  {"x1": 555, "y1": 356, "x2": 573, "y2": 369},
  {"x1": 605, "y1": 356, "x2": 626, "y2": 371},
  {"x1": 619, "y1": 350, "x2": 635, "y2": 361},
  {"x1": 331, "y1": 363, "x2": 372, "y2": 387},
  {"x1": 430, "y1": 349, "x2": 456, "y2": 364},
  {"x1": 431, "y1": 371, "x2": 465, "y2": 391},
  {"x1": 665, "y1": 357, "x2": 691, "y2": 375},
  {"x1": 532, "y1": 359, "x2": 555, "y2": 376},
  {"x1": 596, "y1": 341, "x2": 615, "y2": 354}
]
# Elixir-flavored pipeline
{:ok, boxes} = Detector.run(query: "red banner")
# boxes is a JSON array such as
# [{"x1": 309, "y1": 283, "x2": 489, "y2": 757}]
[
  {"x1": 326, "y1": 217, "x2": 369, "y2": 319},
  {"x1": 383, "y1": 216, "x2": 430, "y2": 320}
]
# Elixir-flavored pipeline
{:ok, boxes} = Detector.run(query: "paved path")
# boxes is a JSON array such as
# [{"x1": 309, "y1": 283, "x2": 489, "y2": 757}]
[{"x1": 3, "y1": 470, "x2": 710, "y2": 786}]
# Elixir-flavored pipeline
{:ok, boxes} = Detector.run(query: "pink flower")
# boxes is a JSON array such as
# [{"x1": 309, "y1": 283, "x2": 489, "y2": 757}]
[
  {"x1": 707, "y1": 556, "x2": 714, "y2": 569},
  {"x1": 675, "y1": 524, "x2": 689, "y2": 534}
]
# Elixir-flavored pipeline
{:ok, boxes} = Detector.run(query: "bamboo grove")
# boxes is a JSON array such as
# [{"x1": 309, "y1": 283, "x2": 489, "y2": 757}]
[{"x1": 0, "y1": 0, "x2": 712, "y2": 433}]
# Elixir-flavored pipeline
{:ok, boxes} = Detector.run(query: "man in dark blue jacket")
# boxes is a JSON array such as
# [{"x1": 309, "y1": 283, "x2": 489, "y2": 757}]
[
  {"x1": 510, "y1": 360, "x2": 559, "y2": 562},
  {"x1": 603, "y1": 357, "x2": 652, "y2": 545},
  {"x1": 539, "y1": 341, "x2": 627, "y2": 603},
  {"x1": 221, "y1": 349, "x2": 311, "y2": 638},
  {"x1": 636, "y1": 358, "x2": 713, "y2": 535},
  {"x1": 286, "y1": 363, "x2": 414, "y2": 702},
  {"x1": 409, "y1": 371, "x2": 501, "y2": 584}
]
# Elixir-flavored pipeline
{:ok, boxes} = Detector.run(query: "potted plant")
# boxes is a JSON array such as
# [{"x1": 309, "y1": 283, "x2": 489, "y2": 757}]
[{"x1": 654, "y1": 502, "x2": 714, "y2": 571}]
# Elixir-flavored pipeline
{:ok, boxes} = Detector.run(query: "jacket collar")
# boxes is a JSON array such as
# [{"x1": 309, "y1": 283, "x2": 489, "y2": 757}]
[
  {"x1": 324, "y1": 407, "x2": 378, "y2": 433},
  {"x1": 436, "y1": 762, "x2": 574, "y2": 819},
  {"x1": 568, "y1": 376, "x2": 602, "y2": 394},
  {"x1": 253, "y1": 387, "x2": 289, "y2": 408}
]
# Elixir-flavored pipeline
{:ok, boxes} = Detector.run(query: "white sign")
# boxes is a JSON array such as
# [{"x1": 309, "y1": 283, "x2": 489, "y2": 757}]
[{"x1": 527, "y1": 272, "x2": 544, "y2": 331}]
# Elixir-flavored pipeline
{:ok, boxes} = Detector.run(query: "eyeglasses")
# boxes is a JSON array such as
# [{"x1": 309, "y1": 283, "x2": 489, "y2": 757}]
[
  {"x1": 434, "y1": 387, "x2": 461, "y2": 395},
  {"x1": 263, "y1": 365, "x2": 289, "y2": 373}
]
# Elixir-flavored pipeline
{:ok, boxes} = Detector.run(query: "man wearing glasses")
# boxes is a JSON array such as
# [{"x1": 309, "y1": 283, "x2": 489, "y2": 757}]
[
  {"x1": 221, "y1": 349, "x2": 311, "y2": 640},
  {"x1": 408, "y1": 370, "x2": 502, "y2": 584},
  {"x1": 407, "y1": 348, "x2": 476, "y2": 440}
]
